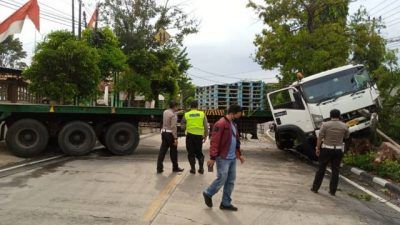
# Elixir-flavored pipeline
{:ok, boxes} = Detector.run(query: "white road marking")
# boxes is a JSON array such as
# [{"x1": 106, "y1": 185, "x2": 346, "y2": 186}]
[{"x1": 0, "y1": 155, "x2": 64, "y2": 173}]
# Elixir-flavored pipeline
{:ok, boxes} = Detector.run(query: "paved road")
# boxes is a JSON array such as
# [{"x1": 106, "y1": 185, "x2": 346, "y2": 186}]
[{"x1": 0, "y1": 134, "x2": 399, "y2": 225}]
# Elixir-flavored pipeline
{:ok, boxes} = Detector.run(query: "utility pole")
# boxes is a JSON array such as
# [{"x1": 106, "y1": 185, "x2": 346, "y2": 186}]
[
  {"x1": 78, "y1": 0, "x2": 82, "y2": 38},
  {"x1": 83, "y1": 11, "x2": 87, "y2": 28},
  {"x1": 72, "y1": 0, "x2": 75, "y2": 35}
]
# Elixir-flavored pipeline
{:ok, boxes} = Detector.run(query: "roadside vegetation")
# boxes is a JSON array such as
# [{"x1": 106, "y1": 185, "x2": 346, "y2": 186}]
[{"x1": 344, "y1": 151, "x2": 400, "y2": 183}]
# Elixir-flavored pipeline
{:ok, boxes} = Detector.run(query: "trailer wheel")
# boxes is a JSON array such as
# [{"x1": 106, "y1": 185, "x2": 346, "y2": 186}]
[
  {"x1": 6, "y1": 119, "x2": 49, "y2": 158},
  {"x1": 105, "y1": 122, "x2": 139, "y2": 155},
  {"x1": 58, "y1": 121, "x2": 96, "y2": 156}
]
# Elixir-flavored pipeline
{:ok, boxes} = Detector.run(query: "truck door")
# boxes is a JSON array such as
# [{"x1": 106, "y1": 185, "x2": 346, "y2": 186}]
[{"x1": 267, "y1": 87, "x2": 314, "y2": 133}]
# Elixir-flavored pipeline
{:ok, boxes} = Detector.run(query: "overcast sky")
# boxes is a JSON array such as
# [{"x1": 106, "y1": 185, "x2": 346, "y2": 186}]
[{"x1": 1, "y1": 0, "x2": 399, "y2": 86}]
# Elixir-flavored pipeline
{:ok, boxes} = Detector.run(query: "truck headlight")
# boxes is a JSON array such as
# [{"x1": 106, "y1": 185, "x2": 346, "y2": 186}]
[{"x1": 312, "y1": 114, "x2": 323, "y2": 128}]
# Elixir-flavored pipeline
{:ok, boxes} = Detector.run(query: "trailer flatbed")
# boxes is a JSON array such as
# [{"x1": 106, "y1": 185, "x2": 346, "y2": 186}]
[{"x1": 0, "y1": 103, "x2": 272, "y2": 158}]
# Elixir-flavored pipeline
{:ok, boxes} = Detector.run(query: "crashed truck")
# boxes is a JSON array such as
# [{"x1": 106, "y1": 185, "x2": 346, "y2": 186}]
[{"x1": 267, "y1": 64, "x2": 380, "y2": 160}]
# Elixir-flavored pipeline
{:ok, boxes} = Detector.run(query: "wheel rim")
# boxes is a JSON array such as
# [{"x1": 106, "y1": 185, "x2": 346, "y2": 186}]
[
  {"x1": 114, "y1": 130, "x2": 131, "y2": 147},
  {"x1": 69, "y1": 130, "x2": 86, "y2": 147},
  {"x1": 17, "y1": 129, "x2": 39, "y2": 147}
]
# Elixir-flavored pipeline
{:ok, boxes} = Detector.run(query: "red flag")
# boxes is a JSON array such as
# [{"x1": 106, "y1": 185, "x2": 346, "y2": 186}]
[
  {"x1": 88, "y1": 8, "x2": 98, "y2": 29},
  {"x1": 0, "y1": 0, "x2": 40, "y2": 42}
]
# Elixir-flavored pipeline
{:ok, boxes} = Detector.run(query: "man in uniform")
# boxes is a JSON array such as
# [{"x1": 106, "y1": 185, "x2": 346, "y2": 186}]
[
  {"x1": 202, "y1": 104, "x2": 245, "y2": 211},
  {"x1": 311, "y1": 109, "x2": 350, "y2": 196},
  {"x1": 157, "y1": 101, "x2": 184, "y2": 173},
  {"x1": 181, "y1": 100, "x2": 209, "y2": 174}
]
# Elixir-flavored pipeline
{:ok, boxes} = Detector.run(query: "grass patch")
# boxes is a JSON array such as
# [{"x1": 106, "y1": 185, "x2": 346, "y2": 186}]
[
  {"x1": 348, "y1": 192, "x2": 372, "y2": 201},
  {"x1": 343, "y1": 152, "x2": 376, "y2": 171}
]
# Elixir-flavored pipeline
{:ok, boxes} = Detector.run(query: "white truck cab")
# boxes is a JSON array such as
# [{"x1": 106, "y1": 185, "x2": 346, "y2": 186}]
[{"x1": 267, "y1": 64, "x2": 380, "y2": 159}]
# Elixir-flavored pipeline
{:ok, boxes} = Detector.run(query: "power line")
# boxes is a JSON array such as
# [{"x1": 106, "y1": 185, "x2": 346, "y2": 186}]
[
  {"x1": 370, "y1": 0, "x2": 399, "y2": 16},
  {"x1": 192, "y1": 66, "x2": 265, "y2": 79},
  {"x1": 188, "y1": 73, "x2": 224, "y2": 84},
  {"x1": 386, "y1": 20, "x2": 400, "y2": 27},
  {"x1": 0, "y1": 2, "x2": 71, "y2": 27},
  {"x1": 0, "y1": 0, "x2": 79, "y2": 25},
  {"x1": 381, "y1": 5, "x2": 400, "y2": 21},
  {"x1": 369, "y1": 0, "x2": 389, "y2": 13},
  {"x1": 385, "y1": 17, "x2": 400, "y2": 25},
  {"x1": 10, "y1": 0, "x2": 72, "y2": 18}
]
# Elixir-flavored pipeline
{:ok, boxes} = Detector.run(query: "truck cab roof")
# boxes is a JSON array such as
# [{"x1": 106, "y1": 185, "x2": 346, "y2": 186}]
[{"x1": 292, "y1": 64, "x2": 364, "y2": 86}]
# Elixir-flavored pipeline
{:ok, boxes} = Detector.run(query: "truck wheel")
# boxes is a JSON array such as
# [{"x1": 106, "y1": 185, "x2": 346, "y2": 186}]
[
  {"x1": 105, "y1": 122, "x2": 139, "y2": 155},
  {"x1": 275, "y1": 132, "x2": 294, "y2": 150},
  {"x1": 6, "y1": 119, "x2": 49, "y2": 158},
  {"x1": 58, "y1": 121, "x2": 96, "y2": 156},
  {"x1": 275, "y1": 132, "x2": 284, "y2": 150}
]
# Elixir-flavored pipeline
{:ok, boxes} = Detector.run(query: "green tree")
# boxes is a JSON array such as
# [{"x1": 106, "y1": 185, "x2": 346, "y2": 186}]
[
  {"x1": 347, "y1": 7, "x2": 399, "y2": 141},
  {"x1": 348, "y1": 7, "x2": 386, "y2": 72},
  {"x1": 103, "y1": 0, "x2": 198, "y2": 52},
  {"x1": 248, "y1": 0, "x2": 350, "y2": 85},
  {"x1": 23, "y1": 31, "x2": 100, "y2": 104},
  {"x1": 178, "y1": 75, "x2": 196, "y2": 108},
  {"x1": 0, "y1": 36, "x2": 27, "y2": 69},
  {"x1": 102, "y1": 0, "x2": 198, "y2": 107},
  {"x1": 82, "y1": 27, "x2": 127, "y2": 80},
  {"x1": 374, "y1": 52, "x2": 400, "y2": 142}
]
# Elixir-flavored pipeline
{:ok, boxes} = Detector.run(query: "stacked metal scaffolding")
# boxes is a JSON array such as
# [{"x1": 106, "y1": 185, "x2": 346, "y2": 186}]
[{"x1": 195, "y1": 81, "x2": 265, "y2": 111}]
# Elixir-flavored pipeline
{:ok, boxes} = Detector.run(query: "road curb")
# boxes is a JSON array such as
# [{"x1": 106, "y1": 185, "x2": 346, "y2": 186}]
[{"x1": 343, "y1": 165, "x2": 400, "y2": 195}]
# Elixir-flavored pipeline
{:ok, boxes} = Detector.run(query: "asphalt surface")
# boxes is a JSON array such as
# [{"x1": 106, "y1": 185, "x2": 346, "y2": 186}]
[{"x1": 0, "y1": 134, "x2": 399, "y2": 225}]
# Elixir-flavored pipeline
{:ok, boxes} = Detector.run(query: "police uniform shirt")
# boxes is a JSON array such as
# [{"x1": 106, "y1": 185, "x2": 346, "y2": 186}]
[
  {"x1": 319, "y1": 120, "x2": 350, "y2": 147},
  {"x1": 162, "y1": 108, "x2": 178, "y2": 139}
]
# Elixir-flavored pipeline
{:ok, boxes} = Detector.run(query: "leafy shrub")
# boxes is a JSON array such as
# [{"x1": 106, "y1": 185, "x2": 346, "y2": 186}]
[
  {"x1": 376, "y1": 160, "x2": 400, "y2": 182},
  {"x1": 343, "y1": 152, "x2": 400, "y2": 182},
  {"x1": 343, "y1": 152, "x2": 376, "y2": 171}
]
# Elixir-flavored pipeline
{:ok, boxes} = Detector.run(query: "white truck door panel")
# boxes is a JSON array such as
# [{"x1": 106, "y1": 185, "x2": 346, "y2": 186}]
[{"x1": 268, "y1": 87, "x2": 315, "y2": 133}]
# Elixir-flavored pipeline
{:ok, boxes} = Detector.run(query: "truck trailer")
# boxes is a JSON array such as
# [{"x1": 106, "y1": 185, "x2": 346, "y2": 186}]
[{"x1": 0, "y1": 103, "x2": 272, "y2": 158}]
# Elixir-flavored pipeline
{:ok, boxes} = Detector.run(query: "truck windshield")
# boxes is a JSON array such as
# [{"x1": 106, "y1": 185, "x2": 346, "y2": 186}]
[{"x1": 301, "y1": 67, "x2": 371, "y2": 104}]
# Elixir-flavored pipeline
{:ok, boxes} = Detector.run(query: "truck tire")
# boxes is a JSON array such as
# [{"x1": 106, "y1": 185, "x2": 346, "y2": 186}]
[
  {"x1": 58, "y1": 121, "x2": 96, "y2": 156},
  {"x1": 6, "y1": 119, "x2": 49, "y2": 158},
  {"x1": 275, "y1": 132, "x2": 294, "y2": 150},
  {"x1": 275, "y1": 132, "x2": 284, "y2": 150},
  {"x1": 105, "y1": 122, "x2": 139, "y2": 155}
]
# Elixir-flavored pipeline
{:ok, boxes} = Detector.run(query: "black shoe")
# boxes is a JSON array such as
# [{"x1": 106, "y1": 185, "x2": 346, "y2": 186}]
[
  {"x1": 157, "y1": 169, "x2": 163, "y2": 174},
  {"x1": 198, "y1": 168, "x2": 204, "y2": 174},
  {"x1": 203, "y1": 192, "x2": 213, "y2": 208},
  {"x1": 310, "y1": 188, "x2": 318, "y2": 194},
  {"x1": 219, "y1": 204, "x2": 238, "y2": 211},
  {"x1": 172, "y1": 167, "x2": 184, "y2": 172},
  {"x1": 329, "y1": 191, "x2": 336, "y2": 196},
  {"x1": 190, "y1": 169, "x2": 196, "y2": 174}
]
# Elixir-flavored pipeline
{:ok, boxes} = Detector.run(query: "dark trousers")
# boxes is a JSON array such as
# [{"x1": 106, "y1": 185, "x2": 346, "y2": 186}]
[
  {"x1": 186, "y1": 133, "x2": 204, "y2": 170},
  {"x1": 157, "y1": 132, "x2": 178, "y2": 171},
  {"x1": 312, "y1": 148, "x2": 343, "y2": 194}
]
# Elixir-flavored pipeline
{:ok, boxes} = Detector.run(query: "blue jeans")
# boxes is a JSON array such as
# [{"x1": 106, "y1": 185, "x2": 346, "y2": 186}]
[{"x1": 204, "y1": 157, "x2": 236, "y2": 206}]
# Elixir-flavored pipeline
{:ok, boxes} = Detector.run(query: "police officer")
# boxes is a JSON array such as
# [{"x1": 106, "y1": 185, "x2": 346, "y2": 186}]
[
  {"x1": 181, "y1": 100, "x2": 209, "y2": 174},
  {"x1": 157, "y1": 101, "x2": 184, "y2": 173},
  {"x1": 311, "y1": 109, "x2": 350, "y2": 196}
]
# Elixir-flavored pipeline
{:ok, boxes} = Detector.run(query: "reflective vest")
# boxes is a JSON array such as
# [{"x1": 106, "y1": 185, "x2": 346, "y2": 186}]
[{"x1": 184, "y1": 109, "x2": 205, "y2": 136}]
